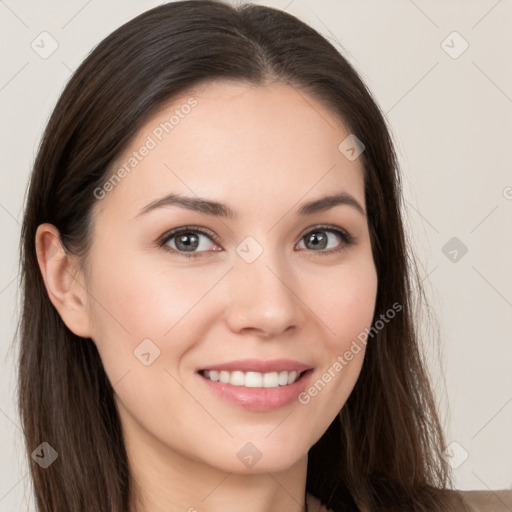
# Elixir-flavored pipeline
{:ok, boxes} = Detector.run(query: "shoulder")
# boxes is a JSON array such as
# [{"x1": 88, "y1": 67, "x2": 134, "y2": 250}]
[
  {"x1": 457, "y1": 489, "x2": 512, "y2": 512},
  {"x1": 307, "y1": 489, "x2": 512, "y2": 511}
]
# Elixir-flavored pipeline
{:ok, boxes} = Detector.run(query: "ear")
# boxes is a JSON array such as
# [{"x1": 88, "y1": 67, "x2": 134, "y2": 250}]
[{"x1": 35, "y1": 223, "x2": 93, "y2": 339}]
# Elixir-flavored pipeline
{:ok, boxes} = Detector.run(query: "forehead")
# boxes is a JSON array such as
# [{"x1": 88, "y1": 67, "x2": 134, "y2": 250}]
[{"x1": 96, "y1": 80, "x2": 365, "y2": 220}]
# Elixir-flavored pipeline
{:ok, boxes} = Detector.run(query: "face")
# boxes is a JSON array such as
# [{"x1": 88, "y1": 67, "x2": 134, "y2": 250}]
[{"x1": 82, "y1": 80, "x2": 378, "y2": 475}]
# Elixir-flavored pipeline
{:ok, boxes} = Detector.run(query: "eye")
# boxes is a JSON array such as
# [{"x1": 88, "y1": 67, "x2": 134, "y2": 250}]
[
  {"x1": 158, "y1": 224, "x2": 356, "y2": 259},
  {"x1": 296, "y1": 225, "x2": 355, "y2": 256},
  {"x1": 159, "y1": 226, "x2": 220, "y2": 259}
]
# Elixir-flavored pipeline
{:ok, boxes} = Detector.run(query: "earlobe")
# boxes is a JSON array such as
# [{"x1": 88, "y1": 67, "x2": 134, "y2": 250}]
[{"x1": 35, "y1": 223, "x2": 92, "y2": 339}]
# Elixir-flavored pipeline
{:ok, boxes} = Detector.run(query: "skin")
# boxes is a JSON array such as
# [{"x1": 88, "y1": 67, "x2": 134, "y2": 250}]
[{"x1": 36, "y1": 80, "x2": 377, "y2": 512}]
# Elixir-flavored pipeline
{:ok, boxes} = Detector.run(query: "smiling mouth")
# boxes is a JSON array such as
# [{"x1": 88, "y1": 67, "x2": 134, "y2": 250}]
[{"x1": 198, "y1": 369, "x2": 310, "y2": 388}]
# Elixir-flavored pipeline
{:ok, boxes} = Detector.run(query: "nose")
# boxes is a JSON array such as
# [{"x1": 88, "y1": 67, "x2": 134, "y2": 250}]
[{"x1": 223, "y1": 246, "x2": 305, "y2": 338}]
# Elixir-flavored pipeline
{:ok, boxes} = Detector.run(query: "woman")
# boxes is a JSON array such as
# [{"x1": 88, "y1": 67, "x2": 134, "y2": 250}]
[{"x1": 17, "y1": 1, "x2": 511, "y2": 511}]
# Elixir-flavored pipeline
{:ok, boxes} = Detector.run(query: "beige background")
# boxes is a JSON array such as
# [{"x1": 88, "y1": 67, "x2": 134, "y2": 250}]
[{"x1": 1, "y1": 0, "x2": 511, "y2": 510}]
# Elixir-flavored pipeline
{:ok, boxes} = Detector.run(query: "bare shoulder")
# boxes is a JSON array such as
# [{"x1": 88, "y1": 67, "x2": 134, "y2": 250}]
[{"x1": 458, "y1": 489, "x2": 512, "y2": 512}]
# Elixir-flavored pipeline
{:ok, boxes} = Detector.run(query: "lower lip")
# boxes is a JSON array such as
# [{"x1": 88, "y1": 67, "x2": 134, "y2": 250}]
[{"x1": 198, "y1": 369, "x2": 314, "y2": 412}]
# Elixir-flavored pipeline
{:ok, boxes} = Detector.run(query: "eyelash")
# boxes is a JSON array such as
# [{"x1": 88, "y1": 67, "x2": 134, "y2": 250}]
[{"x1": 158, "y1": 224, "x2": 356, "y2": 259}]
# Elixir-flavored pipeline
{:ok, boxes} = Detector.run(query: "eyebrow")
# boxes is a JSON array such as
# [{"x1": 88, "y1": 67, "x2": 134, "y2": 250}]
[{"x1": 136, "y1": 191, "x2": 366, "y2": 219}]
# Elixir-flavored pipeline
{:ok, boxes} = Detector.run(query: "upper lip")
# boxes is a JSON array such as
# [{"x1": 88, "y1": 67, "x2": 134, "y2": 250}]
[{"x1": 198, "y1": 359, "x2": 313, "y2": 374}]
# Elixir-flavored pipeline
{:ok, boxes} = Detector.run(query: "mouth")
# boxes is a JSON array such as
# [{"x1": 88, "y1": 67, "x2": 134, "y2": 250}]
[
  {"x1": 196, "y1": 368, "x2": 314, "y2": 412},
  {"x1": 198, "y1": 368, "x2": 311, "y2": 388}
]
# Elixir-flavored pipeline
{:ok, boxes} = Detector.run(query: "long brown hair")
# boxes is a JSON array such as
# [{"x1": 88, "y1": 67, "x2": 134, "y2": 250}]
[{"x1": 17, "y1": 1, "x2": 470, "y2": 510}]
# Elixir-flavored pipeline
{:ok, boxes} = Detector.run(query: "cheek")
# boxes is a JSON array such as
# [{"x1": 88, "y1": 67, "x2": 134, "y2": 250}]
[
  {"x1": 316, "y1": 258, "x2": 378, "y2": 353},
  {"x1": 87, "y1": 239, "x2": 196, "y2": 334},
  {"x1": 85, "y1": 249, "x2": 227, "y2": 375},
  {"x1": 297, "y1": 258, "x2": 377, "y2": 413}
]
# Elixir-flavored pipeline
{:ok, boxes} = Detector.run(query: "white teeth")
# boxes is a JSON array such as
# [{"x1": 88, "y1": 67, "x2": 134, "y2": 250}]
[
  {"x1": 262, "y1": 372, "x2": 277, "y2": 387},
  {"x1": 203, "y1": 369, "x2": 301, "y2": 388},
  {"x1": 208, "y1": 370, "x2": 220, "y2": 381},
  {"x1": 279, "y1": 371, "x2": 289, "y2": 385},
  {"x1": 286, "y1": 371, "x2": 298, "y2": 385},
  {"x1": 245, "y1": 371, "x2": 262, "y2": 387},
  {"x1": 230, "y1": 371, "x2": 245, "y2": 386}
]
